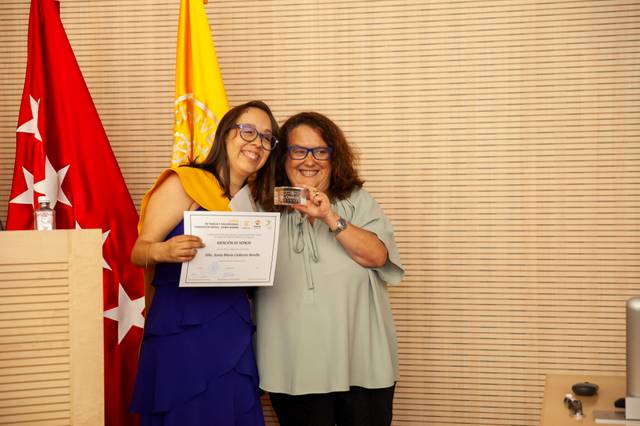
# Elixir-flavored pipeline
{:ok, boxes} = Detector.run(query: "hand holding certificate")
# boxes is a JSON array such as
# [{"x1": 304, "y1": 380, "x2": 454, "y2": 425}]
[{"x1": 179, "y1": 211, "x2": 280, "y2": 287}]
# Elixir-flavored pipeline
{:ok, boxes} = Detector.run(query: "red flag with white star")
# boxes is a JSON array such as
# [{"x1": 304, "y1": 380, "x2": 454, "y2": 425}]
[{"x1": 6, "y1": 1, "x2": 144, "y2": 425}]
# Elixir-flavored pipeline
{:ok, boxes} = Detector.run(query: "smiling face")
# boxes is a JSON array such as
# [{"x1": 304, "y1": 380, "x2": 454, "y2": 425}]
[
  {"x1": 226, "y1": 107, "x2": 272, "y2": 181},
  {"x1": 284, "y1": 124, "x2": 332, "y2": 192}
]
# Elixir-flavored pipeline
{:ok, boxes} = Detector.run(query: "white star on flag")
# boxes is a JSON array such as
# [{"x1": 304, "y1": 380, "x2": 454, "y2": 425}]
[
  {"x1": 9, "y1": 167, "x2": 35, "y2": 206},
  {"x1": 16, "y1": 95, "x2": 42, "y2": 142},
  {"x1": 103, "y1": 283, "x2": 145, "y2": 344},
  {"x1": 101, "y1": 230, "x2": 112, "y2": 271},
  {"x1": 33, "y1": 155, "x2": 71, "y2": 208},
  {"x1": 75, "y1": 222, "x2": 112, "y2": 270}
]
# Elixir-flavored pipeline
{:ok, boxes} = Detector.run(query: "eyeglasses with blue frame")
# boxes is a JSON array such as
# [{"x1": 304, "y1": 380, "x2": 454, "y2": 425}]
[
  {"x1": 287, "y1": 145, "x2": 334, "y2": 161},
  {"x1": 234, "y1": 123, "x2": 279, "y2": 151}
]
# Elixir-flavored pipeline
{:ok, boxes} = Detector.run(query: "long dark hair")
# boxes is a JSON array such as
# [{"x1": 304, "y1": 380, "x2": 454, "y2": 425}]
[
  {"x1": 189, "y1": 100, "x2": 280, "y2": 209},
  {"x1": 278, "y1": 112, "x2": 363, "y2": 200}
]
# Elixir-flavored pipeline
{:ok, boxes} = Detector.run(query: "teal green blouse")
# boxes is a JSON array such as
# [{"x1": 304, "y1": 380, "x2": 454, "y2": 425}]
[{"x1": 255, "y1": 188, "x2": 404, "y2": 395}]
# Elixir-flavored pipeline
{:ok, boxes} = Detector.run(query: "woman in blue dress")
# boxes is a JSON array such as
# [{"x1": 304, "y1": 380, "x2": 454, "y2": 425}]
[{"x1": 129, "y1": 100, "x2": 280, "y2": 426}]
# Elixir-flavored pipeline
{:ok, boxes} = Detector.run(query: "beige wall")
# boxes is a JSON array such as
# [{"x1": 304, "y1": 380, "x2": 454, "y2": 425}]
[{"x1": 1, "y1": 1, "x2": 639, "y2": 425}]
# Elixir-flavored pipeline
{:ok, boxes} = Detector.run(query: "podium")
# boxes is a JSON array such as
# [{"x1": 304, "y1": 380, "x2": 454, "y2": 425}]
[{"x1": 0, "y1": 230, "x2": 104, "y2": 425}]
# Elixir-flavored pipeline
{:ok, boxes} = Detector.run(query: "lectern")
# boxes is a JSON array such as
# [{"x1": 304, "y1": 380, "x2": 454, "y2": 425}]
[{"x1": 0, "y1": 230, "x2": 104, "y2": 425}]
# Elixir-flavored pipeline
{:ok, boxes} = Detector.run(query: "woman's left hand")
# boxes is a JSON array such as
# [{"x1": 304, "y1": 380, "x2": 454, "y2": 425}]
[{"x1": 292, "y1": 185, "x2": 336, "y2": 225}]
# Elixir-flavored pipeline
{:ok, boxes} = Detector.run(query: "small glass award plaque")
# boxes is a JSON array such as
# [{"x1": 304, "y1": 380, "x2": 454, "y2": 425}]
[{"x1": 274, "y1": 186, "x2": 309, "y2": 206}]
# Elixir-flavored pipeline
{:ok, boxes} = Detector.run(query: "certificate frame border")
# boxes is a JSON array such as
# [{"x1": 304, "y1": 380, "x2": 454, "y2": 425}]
[{"x1": 180, "y1": 211, "x2": 280, "y2": 287}]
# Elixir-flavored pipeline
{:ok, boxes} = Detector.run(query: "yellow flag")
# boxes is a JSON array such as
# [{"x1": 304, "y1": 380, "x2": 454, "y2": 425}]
[{"x1": 172, "y1": 0, "x2": 229, "y2": 166}]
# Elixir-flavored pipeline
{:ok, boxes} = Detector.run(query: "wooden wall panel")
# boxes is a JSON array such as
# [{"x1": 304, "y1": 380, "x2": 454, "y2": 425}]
[{"x1": 1, "y1": 1, "x2": 639, "y2": 425}]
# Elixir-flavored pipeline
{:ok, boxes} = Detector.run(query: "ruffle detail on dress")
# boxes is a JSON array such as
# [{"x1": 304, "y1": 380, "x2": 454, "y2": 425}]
[
  {"x1": 139, "y1": 354, "x2": 264, "y2": 426},
  {"x1": 135, "y1": 334, "x2": 264, "y2": 426},
  {"x1": 143, "y1": 285, "x2": 252, "y2": 336},
  {"x1": 130, "y1": 304, "x2": 258, "y2": 415}
]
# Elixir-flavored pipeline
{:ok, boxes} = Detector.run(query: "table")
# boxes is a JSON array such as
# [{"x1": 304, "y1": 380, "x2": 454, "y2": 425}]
[{"x1": 540, "y1": 374, "x2": 628, "y2": 426}]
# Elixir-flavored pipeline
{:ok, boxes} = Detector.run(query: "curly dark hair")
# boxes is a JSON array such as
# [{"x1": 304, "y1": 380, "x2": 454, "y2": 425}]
[
  {"x1": 278, "y1": 112, "x2": 364, "y2": 200},
  {"x1": 188, "y1": 100, "x2": 281, "y2": 210}
]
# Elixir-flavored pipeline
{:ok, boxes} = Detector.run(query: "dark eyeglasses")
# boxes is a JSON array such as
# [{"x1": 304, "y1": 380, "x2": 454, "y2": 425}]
[
  {"x1": 287, "y1": 145, "x2": 334, "y2": 161},
  {"x1": 234, "y1": 123, "x2": 279, "y2": 151}
]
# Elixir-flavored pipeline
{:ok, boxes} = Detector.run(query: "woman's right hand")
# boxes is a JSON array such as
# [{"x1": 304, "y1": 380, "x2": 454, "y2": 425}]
[
  {"x1": 158, "y1": 235, "x2": 205, "y2": 263},
  {"x1": 131, "y1": 174, "x2": 206, "y2": 268}
]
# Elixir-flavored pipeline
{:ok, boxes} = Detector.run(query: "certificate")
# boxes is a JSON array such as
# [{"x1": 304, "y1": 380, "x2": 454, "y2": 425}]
[{"x1": 179, "y1": 211, "x2": 280, "y2": 287}]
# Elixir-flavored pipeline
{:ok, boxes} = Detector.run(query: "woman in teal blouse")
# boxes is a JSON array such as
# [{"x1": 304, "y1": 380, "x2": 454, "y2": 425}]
[{"x1": 254, "y1": 112, "x2": 404, "y2": 426}]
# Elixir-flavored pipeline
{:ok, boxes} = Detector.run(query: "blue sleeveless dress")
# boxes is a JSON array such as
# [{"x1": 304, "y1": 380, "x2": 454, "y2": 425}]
[{"x1": 130, "y1": 220, "x2": 265, "y2": 426}]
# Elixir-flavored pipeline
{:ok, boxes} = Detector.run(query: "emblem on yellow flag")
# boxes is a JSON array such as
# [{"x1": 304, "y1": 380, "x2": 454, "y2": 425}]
[{"x1": 172, "y1": 0, "x2": 229, "y2": 167}]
